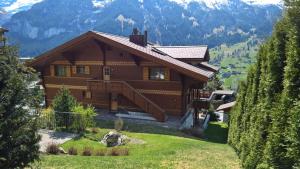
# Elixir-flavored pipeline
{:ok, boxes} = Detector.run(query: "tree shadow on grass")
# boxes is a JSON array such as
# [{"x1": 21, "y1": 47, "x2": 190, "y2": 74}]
[
  {"x1": 203, "y1": 122, "x2": 229, "y2": 144},
  {"x1": 95, "y1": 119, "x2": 229, "y2": 144},
  {"x1": 95, "y1": 119, "x2": 197, "y2": 139}
]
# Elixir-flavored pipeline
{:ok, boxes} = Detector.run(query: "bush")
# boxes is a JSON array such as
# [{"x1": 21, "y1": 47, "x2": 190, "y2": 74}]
[
  {"x1": 95, "y1": 149, "x2": 106, "y2": 156},
  {"x1": 68, "y1": 147, "x2": 78, "y2": 155},
  {"x1": 39, "y1": 108, "x2": 55, "y2": 129},
  {"x1": 71, "y1": 104, "x2": 96, "y2": 132},
  {"x1": 39, "y1": 107, "x2": 56, "y2": 129},
  {"x1": 110, "y1": 148, "x2": 129, "y2": 156},
  {"x1": 82, "y1": 147, "x2": 93, "y2": 156},
  {"x1": 92, "y1": 128, "x2": 99, "y2": 134},
  {"x1": 46, "y1": 143, "x2": 60, "y2": 155}
]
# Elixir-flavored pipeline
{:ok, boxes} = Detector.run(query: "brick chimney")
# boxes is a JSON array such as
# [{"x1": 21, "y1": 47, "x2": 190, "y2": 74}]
[{"x1": 129, "y1": 28, "x2": 148, "y2": 47}]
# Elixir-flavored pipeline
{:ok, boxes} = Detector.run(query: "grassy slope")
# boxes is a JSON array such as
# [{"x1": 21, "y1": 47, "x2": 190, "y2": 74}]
[
  {"x1": 210, "y1": 36, "x2": 261, "y2": 89},
  {"x1": 34, "y1": 121, "x2": 240, "y2": 169}
]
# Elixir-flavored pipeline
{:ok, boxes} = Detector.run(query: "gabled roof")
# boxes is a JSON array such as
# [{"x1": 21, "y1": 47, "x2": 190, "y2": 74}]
[
  {"x1": 153, "y1": 46, "x2": 208, "y2": 59},
  {"x1": 29, "y1": 31, "x2": 215, "y2": 81}
]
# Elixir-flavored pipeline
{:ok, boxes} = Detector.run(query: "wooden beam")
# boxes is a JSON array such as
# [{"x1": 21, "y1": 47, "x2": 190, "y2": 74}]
[
  {"x1": 131, "y1": 54, "x2": 141, "y2": 66},
  {"x1": 94, "y1": 40, "x2": 107, "y2": 66},
  {"x1": 180, "y1": 74, "x2": 187, "y2": 113},
  {"x1": 62, "y1": 51, "x2": 76, "y2": 65}
]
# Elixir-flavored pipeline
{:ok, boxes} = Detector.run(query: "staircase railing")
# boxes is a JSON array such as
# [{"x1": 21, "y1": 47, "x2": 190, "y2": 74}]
[{"x1": 87, "y1": 79, "x2": 166, "y2": 122}]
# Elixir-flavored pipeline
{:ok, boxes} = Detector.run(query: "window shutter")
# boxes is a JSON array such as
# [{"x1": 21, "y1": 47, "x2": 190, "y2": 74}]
[
  {"x1": 85, "y1": 66, "x2": 90, "y2": 74},
  {"x1": 50, "y1": 65, "x2": 55, "y2": 76},
  {"x1": 72, "y1": 66, "x2": 77, "y2": 75},
  {"x1": 143, "y1": 67, "x2": 149, "y2": 80},
  {"x1": 66, "y1": 66, "x2": 71, "y2": 77},
  {"x1": 165, "y1": 68, "x2": 170, "y2": 81}
]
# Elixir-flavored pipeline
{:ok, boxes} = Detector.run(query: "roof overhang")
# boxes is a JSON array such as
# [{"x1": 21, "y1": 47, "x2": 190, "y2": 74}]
[{"x1": 29, "y1": 31, "x2": 214, "y2": 82}]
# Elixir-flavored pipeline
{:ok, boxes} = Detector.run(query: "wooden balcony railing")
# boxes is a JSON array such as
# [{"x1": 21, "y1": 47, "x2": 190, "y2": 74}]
[
  {"x1": 186, "y1": 89, "x2": 211, "y2": 104},
  {"x1": 87, "y1": 80, "x2": 166, "y2": 122}
]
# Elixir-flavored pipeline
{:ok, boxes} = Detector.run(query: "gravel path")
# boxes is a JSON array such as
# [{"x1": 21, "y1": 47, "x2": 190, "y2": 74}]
[{"x1": 38, "y1": 129, "x2": 78, "y2": 152}]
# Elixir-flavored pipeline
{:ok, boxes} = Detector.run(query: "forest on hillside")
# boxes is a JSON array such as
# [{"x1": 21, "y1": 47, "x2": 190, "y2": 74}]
[
  {"x1": 210, "y1": 37, "x2": 261, "y2": 89},
  {"x1": 228, "y1": 0, "x2": 300, "y2": 168}
]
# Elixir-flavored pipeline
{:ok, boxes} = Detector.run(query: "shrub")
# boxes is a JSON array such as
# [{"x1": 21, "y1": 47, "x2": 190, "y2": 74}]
[
  {"x1": 95, "y1": 149, "x2": 106, "y2": 156},
  {"x1": 71, "y1": 104, "x2": 96, "y2": 132},
  {"x1": 111, "y1": 148, "x2": 129, "y2": 156},
  {"x1": 114, "y1": 117, "x2": 124, "y2": 132},
  {"x1": 68, "y1": 147, "x2": 78, "y2": 155},
  {"x1": 82, "y1": 147, "x2": 93, "y2": 156},
  {"x1": 39, "y1": 108, "x2": 55, "y2": 129},
  {"x1": 46, "y1": 143, "x2": 60, "y2": 155},
  {"x1": 92, "y1": 128, "x2": 99, "y2": 134}
]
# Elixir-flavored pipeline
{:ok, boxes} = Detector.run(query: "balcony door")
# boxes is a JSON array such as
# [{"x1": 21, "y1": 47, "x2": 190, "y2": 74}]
[{"x1": 103, "y1": 66, "x2": 111, "y2": 81}]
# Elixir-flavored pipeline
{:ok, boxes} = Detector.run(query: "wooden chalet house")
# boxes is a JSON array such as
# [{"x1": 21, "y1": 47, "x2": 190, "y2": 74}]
[{"x1": 29, "y1": 29, "x2": 218, "y2": 122}]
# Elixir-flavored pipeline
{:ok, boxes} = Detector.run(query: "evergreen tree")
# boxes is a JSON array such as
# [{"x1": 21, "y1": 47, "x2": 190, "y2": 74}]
[
  {"x1": 204, "y1": 75, "x2": 223, "y2": 91},
  {"x1": 229, "y1": 1, "x2": 300, "y2": 168},
  {"x1": 286, "y1": 101, "x2": 300, "y2": 169},
  {"x1": 51, "y1": 87, "x2": 77, "y2": 129},
  {"x1": 0, "y1": 46, "x2": 42, "y2": 168},
  {"x1": 228, "y1": 81, "x2": 247, "y2": 152},
  {"x1": 52, "y1": 87, "x2": 76, "y2": 112}
]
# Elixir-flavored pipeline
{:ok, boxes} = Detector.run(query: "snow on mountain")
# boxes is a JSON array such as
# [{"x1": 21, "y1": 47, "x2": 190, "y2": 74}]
[
  {"x1": 168, "y1": 0, "x2": 282, "y2": 9},
  {"x1": 168, "y1": 0, "x2": 229, "y2": 9},
  {"x1": 242, "y1": 0, "x2": 283, "y2": 6},
  {"x1": 2, "y1": 0, "x2": 44, "y2": 13},
  {"x1": 92, "y1": 0, "x2": 114, "y2": 8}
]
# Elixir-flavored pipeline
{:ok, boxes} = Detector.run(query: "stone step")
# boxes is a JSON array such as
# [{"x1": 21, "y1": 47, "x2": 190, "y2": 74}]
[{"x1": 115, "y1": 111, "x2": 156, "y2": 121}]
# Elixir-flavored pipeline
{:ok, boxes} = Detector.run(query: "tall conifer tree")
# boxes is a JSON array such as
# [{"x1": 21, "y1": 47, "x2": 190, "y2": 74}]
[{"x1": 0, "y1": 46, "x2": 42, "y2": 168}]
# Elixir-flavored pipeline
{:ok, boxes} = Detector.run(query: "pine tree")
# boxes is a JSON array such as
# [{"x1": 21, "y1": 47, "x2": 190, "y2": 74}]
[
  {"x1": 0, "y1": 46, "x2": 42, "y2": 168},
  {"x1": 52, "y1": 87, "x2": 76, "y2": 112},
  {"x1": 52, "y1": 87, "x2": 77, "y2": 129}
]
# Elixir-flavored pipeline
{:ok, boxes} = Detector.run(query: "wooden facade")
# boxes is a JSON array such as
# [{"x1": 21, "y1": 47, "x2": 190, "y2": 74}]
[{"x1": 29, "y1": 30, "x2": 218, "y2": 122}]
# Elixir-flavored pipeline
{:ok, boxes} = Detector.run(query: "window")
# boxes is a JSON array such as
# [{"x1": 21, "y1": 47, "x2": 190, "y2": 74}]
[
  {"x1": 104, "y1": 67, "x2": 111, "y2": 76},
  {"x1": 55, "y1": 65, "x2": 67, "y2": 77},
  {"x1": 76, "y1": 65, "x2": 85, "y2": 74},
  {"x1": 83, "y1": 91, "x2": 92, "y2": 99},
  {"x1": 149, "y1": 67, "x2": 165, "y2": 80}
]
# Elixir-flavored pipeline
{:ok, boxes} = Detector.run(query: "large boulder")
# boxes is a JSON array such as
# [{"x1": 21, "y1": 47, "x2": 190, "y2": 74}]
[{"x1": 101, "y1": 131, "x2": 128, "y2": 147}]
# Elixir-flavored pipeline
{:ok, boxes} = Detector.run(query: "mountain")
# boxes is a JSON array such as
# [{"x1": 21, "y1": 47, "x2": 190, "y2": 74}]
[
  {"x1": 0, "y1": 0, "x2": 43, "y2": 24},
  {"x1": 1, "y1": 0, "x2": 282, "y2": 57},
  {"x1": 210, "y1": 36, "x2": 261, "y2": 89}
]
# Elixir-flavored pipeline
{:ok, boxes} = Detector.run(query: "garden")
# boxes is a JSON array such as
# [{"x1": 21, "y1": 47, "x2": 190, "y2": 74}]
[{"x1": 33, "y1": 87, "x2": 240, "y2": 169}]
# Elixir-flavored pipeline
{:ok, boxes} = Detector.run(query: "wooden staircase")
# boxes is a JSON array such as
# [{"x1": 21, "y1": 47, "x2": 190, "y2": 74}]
[{"x1": 87, "y1": 80, "x2": 166, "y2": 122}]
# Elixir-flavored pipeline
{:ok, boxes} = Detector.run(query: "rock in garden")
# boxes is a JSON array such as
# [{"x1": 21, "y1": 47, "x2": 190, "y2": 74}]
[{"x1": 101, "y1": 131, "x2": 128, "y2": 147}]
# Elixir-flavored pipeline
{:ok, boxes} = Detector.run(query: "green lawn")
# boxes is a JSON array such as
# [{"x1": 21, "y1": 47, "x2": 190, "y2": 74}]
[{"x1": 33, "y1": 121, "x2": 240, "y2": 169}]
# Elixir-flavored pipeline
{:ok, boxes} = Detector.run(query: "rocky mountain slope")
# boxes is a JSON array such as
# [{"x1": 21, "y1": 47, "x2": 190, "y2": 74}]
[{"x1": 1, "y1": 0, "x2": 282, "y2": 57}]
